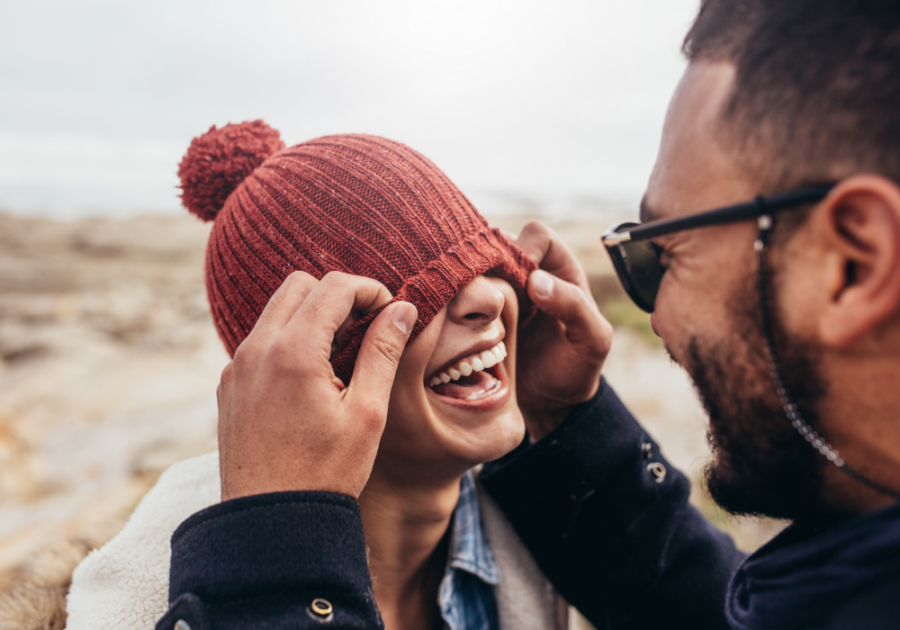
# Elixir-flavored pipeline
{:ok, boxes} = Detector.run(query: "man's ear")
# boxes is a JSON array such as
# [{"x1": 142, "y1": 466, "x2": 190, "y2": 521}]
[{"x1": 818, "y1": 174, "x2": 900, "y2": 348}]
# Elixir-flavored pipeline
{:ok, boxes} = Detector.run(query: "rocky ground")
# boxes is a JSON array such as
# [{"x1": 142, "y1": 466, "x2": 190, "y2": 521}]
[{"x1": 0, "y1": 211, "x2": 785, "y2": 629}]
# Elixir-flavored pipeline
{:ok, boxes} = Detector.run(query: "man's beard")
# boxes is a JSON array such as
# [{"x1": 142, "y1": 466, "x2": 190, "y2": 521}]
[{"x1": 681, "y1": 268, "x2": 831, "y2": 523}]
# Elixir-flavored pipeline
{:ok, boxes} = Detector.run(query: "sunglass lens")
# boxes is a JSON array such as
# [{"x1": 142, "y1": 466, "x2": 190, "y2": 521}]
[{"x1": 615, "y1": 240, "x2": 664, "y2": 312}]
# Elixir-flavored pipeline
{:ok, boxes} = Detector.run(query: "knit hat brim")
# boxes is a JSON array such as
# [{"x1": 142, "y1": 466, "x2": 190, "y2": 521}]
[{"x1": 331, "y1": 226, "x2": 537, "y2": 385}]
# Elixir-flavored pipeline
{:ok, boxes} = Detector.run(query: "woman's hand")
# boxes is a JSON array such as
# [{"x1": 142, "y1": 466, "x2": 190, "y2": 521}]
[
  {"x1": 217, "y1": 271, "x2": 417, "y2": 501},
  {"x1": 514, "y1": 221, "x2": 614, "y2": 440}
]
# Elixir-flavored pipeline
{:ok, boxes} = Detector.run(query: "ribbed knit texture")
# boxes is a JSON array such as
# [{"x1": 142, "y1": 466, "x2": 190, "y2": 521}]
[{"x1": 178, "y1": 123, "x2": 536, "y2": 384}]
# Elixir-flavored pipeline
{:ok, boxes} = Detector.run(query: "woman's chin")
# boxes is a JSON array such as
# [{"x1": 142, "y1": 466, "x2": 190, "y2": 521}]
[
  {"x1": 437, "y1": 405, "x2": 526, "y2": 467},
  {"x1": 381, "y1": 381, "x2": 525, "y2": 475}
]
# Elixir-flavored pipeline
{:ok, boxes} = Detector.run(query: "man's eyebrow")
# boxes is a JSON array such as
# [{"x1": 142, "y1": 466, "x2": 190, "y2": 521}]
[{"x1": 639, "y1": 195, "x2": 661, "y2": 224}]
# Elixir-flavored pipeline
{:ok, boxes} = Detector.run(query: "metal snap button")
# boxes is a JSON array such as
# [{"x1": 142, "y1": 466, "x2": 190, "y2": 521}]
[
  {"x1": 647, "y1": 462, "x2": 666, "y2": 483},
  {"x1": 310, "y1": 598, "x2": 334, "y2": 620},
  {"x1": 174, "y1": 621, "x2": 192, "y2": 630}
]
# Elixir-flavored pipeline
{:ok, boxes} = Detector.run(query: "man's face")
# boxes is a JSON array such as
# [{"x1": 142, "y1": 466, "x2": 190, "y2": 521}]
[{"x1": 646, "y1": 62, "x2": 829, "y2": 521}]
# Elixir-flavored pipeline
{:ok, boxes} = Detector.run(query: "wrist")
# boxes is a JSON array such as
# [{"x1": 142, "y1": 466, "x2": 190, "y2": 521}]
[
  {"x1": 523, "y1": 408, "x2": 572, "y2": 441},
  {"x1": 519, "y1": 379, "x2": 602, "y2": 441}
]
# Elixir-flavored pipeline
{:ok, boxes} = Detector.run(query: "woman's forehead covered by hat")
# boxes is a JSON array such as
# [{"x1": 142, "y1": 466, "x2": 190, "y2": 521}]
[{"x1": 179, "y1": 122, "x2": 536, "y2": 383}]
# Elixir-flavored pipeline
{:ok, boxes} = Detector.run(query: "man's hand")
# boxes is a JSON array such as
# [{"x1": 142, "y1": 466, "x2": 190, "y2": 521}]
[
  {"x1": 514, "y1": 221, "x2": 614, "y2": 440},
  {"x1": 217, "y1": 271, "x2": 417, "y2": 501}
]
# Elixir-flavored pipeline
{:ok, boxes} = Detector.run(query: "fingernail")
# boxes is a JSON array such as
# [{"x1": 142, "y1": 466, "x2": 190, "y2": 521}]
[
  {"x1": 392, "y1": 302, "x2": 417, "y2": 334},
  {"x1": 531, "y1": 270, "x2": 554, "y2": 299}
]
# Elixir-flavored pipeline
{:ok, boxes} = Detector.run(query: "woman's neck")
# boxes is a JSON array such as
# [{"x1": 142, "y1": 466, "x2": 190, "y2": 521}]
[{"x1": 358, "y1": 465, "x2": 464, "y2": 630}]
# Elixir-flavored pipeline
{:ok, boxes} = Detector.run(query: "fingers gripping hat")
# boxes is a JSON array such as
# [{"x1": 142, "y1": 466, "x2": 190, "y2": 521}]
[{"x1": 179, "y1": 121, "x2": 537, "y2": 384}]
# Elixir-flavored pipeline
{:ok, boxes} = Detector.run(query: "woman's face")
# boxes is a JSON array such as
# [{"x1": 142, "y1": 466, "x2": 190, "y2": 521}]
[{"x1": 377, "y1": 275, "x2": 525, "y2": 479}]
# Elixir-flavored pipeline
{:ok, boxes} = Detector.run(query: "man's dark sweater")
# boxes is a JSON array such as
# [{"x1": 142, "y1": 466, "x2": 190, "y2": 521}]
[{"x1": 156, "y1": 381, "x2": 900, "y2": 630}]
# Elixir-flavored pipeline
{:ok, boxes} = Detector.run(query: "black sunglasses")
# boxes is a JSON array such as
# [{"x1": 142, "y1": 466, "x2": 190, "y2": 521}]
[{"x1": 601, "y1": 184, "x2": 837, "y2": 313}]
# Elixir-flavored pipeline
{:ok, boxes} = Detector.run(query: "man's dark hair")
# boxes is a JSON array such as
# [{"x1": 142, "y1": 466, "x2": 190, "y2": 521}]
[{"x1": 683, "y1": 0, "x2": 900, "y2": 196}]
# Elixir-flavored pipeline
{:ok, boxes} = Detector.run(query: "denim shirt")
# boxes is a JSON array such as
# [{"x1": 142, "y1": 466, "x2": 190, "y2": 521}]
[{"x1": 438, "y1": 471, "x2": 501, "y2": 630}]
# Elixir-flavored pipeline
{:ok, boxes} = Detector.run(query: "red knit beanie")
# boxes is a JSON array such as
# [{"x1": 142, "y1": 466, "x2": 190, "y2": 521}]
[{"x1": 178, "y1": 121, "x2": 537, "y2": 384}]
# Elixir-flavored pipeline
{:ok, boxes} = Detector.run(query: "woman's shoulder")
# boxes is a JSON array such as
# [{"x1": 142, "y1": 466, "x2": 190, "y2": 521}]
[
  {"x1": 66, "y1": 452, "x2": 221, "y2": 630},
  {"x1": 474, "y1": 478, "x2": 567, "y2": 630}
]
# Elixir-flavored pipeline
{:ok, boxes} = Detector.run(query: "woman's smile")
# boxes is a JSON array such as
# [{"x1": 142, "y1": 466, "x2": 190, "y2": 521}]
[
  {"x1": 426, "y1": 348, "x2": 511, "y2": 411},
  {"x1": 425, "y1": 337, "x2": 509, "y2": 409}
]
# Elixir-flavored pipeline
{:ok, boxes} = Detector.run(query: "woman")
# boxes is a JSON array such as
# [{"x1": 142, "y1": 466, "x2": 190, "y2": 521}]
[{"x1": 66, "y1": 122, "x2": 569, "y2": 630}]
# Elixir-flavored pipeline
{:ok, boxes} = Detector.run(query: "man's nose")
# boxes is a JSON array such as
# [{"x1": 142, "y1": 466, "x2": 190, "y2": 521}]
[{"x1": 446, "y1": 276, "x2": 505, "y2": 327}]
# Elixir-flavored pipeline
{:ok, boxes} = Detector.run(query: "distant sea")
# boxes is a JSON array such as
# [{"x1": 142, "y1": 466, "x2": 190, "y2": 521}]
[{"x1": 0, "y1": 133, "x2": 642, "y2": 222}]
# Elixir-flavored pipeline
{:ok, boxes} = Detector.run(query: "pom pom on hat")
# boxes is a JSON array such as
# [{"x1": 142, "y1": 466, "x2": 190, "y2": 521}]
[{"x1": 178, "y1": 120, "x2": 285, "y2": 221}]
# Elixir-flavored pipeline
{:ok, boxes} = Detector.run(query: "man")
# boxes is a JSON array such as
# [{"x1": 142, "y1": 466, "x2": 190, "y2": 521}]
[{"x1": 157, "y1": 1, "x2": 900, "y2": 628}]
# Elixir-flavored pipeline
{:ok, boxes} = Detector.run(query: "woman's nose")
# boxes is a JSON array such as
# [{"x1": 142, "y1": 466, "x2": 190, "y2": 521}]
[{"x1": 446, "y1": 276, "x2": 505, "y2": 327}]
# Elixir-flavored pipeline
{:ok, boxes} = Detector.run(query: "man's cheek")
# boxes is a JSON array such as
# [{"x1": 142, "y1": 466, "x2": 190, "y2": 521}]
[{"x1": 651, "y1": 291, "x2": 698, "y2": 363}]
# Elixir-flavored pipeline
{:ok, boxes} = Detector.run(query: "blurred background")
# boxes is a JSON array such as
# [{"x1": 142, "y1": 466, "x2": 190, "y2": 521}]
[{"x1": 0, "y1": 1, "x2": 785, "y2": 627}]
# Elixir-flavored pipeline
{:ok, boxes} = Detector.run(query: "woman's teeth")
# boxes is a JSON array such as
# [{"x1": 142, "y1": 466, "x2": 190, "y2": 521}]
[{"x1": 428, "y1": 341, "x2": 507, "y2": 388}]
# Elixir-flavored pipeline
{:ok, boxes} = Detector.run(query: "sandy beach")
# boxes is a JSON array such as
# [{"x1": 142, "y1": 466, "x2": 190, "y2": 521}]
[{"x1": 0, "y1": 210, "x2": 785, "y2": 626}]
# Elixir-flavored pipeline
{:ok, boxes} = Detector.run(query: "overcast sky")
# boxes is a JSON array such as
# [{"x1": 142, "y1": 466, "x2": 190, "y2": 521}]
[{"x1": 0, "y1": 0, "x2": 699, "y2": 219}]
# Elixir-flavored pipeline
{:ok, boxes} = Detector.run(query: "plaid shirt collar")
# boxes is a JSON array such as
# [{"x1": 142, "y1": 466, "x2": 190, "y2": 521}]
[{"x1": 438, "y1": 470, "x2": 501, "y2": 630}]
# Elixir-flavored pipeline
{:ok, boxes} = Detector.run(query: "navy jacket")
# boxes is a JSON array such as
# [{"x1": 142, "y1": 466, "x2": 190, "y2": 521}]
[{"x1": 156, "y1": 381, "x2": 900, "y2": 630}]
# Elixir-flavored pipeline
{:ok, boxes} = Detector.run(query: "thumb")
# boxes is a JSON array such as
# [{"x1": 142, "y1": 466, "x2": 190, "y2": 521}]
[
  {"x1": 528, "y1": 270, "x2": 612, "y2": 349},
  {"x1": 347, "y1": 301, "x2": 418, "y2": 413}
]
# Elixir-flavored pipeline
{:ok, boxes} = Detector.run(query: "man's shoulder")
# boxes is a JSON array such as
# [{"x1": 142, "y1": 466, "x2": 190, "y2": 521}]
[{"x1": 825, "y1": 569, "x2": 900, "y2": 630}]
